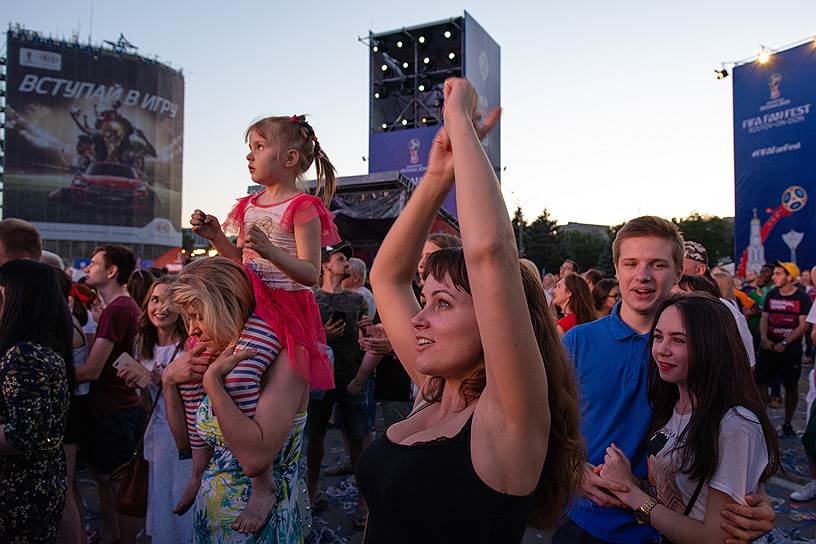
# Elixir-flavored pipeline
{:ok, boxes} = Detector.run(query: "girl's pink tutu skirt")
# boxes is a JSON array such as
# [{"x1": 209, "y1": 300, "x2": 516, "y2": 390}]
[{"x1": 244, "y1": 267, "x2": 334, "y2": 391}]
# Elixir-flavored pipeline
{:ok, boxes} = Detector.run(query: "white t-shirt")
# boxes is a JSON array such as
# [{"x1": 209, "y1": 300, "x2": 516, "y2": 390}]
[
  {"x1": 355, "y1": 285, "x2": 377, "y2": 319},
  {"x1": 648, "y1": 406, "x2": 768, "y2": 522},
  {"x1": 720, "y1": 298, "x2": 756, "y2": 367}
]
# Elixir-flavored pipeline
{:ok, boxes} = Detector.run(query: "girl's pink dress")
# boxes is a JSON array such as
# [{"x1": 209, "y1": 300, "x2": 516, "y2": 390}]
[{"x1": 223, "y1": 191, "x2": 340, "y2": 391}]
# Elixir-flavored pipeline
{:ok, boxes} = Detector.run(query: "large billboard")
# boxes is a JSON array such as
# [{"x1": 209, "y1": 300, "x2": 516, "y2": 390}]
[
  {"x1": 4, "y1": 30, "x2": 184, "y2": 247},
  {"x1": 734, "y1": 42, "x2": 816, "y2": 275}
]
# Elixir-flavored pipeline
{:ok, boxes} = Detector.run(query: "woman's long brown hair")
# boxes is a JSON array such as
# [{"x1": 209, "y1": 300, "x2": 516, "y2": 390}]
[{"x1": 647, "y1": 293, "x2": 779, "y2": 484}]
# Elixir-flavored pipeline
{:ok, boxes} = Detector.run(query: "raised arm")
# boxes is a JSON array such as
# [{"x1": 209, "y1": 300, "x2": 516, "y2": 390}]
[
  {"x1": 191, "y1": 209, "x2": 242, "y2": 261},
  {"x1": 369, "y1": 128, "x2": 457, "y2": 388},
  {"x1": 444, "y1": 79, "x2": 549, "y2": 433}
]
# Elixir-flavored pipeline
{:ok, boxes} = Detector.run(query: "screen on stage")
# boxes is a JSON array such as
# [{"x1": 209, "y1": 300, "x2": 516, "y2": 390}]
[{"x1": 733, "y1": 42, "x2": 816, "y2": 275}]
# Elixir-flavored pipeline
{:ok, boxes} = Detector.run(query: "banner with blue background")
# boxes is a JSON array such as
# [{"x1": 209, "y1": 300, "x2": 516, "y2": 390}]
[{"x1": 733, "y1": 42, "x2": 816, "y2": 275}]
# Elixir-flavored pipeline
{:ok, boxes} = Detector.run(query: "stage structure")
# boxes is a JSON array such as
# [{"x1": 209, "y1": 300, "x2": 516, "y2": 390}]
[
  {"x1": 733, "y1": 39, "x2": 816, "y2": 275},
  {"x1": 1, "y1": 26, "x2": 184, "y2": 263},
  {"x1": 366, "y1": 11, "x2": 500, "y2": 219}
]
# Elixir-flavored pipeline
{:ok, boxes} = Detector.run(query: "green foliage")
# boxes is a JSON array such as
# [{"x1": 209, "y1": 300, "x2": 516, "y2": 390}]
[
  {"x1": 671, "y1": 213, "x2": 734, "y2": 265},
  {"x1": 511, "y1": 210, "x2": 734, "y2": 276}
]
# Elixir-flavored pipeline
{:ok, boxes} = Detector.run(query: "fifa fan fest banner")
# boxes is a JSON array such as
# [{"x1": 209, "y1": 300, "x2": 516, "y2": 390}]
[
  {"x1": 734, "y1": 42, "x2": 816, "y2": 275},
  {"x1": 4, "y1": 30, "x2": 184, "y2": 247}
]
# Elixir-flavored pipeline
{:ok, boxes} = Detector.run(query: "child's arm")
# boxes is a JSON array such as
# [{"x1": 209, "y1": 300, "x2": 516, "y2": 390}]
[
  {"x1": 244, "y1": 219, "x2": 321, "y2": 287},
  {"x1": 191, "y1": 209, "x2": 242, "y2": 261}
]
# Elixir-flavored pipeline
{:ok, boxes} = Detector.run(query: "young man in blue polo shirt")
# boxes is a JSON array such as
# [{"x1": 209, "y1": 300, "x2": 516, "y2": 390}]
[{"x1": 554, "y1": 216, "x2": 774, "y2": 544}]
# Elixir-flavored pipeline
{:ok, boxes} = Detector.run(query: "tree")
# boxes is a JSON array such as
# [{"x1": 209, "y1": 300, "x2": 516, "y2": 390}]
[
  {"x1": 672, "y1": 213, "x2": 734, "y2": 265},
  {"x1": 556, "y1": 230, "x2": 609, "y2": 273},
  {"x1": 523, "y1": 209, "x2": 561, "y2": 275}
]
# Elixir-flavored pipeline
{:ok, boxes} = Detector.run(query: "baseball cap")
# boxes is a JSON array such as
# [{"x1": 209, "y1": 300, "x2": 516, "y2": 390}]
[
  {"x1": 321, "y1": 242, "x2": 352, "y2": 263},
  {"x1": 773, "y1": 260, "x2": 800, "y2": 279},
  {"x1": 683, "y1": 241, "x2": 708, "y2": 265}
]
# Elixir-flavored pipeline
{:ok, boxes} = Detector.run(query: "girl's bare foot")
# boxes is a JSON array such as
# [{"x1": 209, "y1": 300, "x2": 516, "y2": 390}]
[
  {"x1": 230, "y1": 487, "x2": 277, "y2": 533},
  {"x1": 173, "y1": 477, "x2": 201, "y2": 515}
]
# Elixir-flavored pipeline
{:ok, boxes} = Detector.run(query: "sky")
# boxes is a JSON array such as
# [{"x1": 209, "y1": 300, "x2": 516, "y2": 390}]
[{"x1": 3, "y1": 0, "x2": 816, "y2": 227}]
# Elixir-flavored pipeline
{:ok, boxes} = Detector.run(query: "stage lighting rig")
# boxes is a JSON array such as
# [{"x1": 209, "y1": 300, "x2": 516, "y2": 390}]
[
  {"x1": 368, "y1": 17, "x2": 465, "y2": 133},
  {"x1": 714, "y1": 68, "x2": 729, "y2": 79}
]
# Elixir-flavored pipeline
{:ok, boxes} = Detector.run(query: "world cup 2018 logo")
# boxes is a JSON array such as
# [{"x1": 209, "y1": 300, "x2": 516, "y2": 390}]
[
  {"x1": 408, "y1": 138, "x2": 421, "y2": 165},
  {"x1": 769, "y1": 73, "x2": 782, "y2": 100}
]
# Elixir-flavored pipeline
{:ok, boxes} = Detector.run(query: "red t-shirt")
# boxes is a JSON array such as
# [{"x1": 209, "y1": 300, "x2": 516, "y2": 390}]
[
  {"x1": 90, "y1": 295, "x2": 142, "y2": 414},
  {"x1": 557, "y1": 313, "x2": 579, "y2": 334}
]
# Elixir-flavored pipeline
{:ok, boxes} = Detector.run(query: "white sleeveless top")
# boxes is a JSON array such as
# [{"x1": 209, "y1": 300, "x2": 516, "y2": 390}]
[{"x1": 242, "y1": 196, "x2": 309, "y2": 292}]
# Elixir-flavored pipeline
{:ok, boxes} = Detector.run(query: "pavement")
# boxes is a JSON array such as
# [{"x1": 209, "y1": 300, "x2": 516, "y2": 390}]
[{"x1": 78, "y1": 364, "x2": 816, "y2": 543}]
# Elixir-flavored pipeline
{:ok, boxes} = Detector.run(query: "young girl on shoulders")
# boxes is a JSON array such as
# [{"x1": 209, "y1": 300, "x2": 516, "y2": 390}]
[
  {"x1": 598, "y1": 293, "x2": 779, "y2": 543},
  {"x1": 180, "y1": 115, "x2": 340, "y2": 533}
]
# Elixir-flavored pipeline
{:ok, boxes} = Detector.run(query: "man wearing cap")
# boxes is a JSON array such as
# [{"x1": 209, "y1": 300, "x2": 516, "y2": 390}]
[
  {"x1": 757, "y1": 261, "x2": 812, "y2": 437},
  {"x1": 682, "y1": 240, "x2": 709, "y2": 276},
  {"x1": 306, "y1": 242, "x2": 370, "y2": 518}
]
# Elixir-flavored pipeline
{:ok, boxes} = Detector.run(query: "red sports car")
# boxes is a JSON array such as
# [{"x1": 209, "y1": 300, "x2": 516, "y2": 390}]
[{"x1": 50, "y1": 161, "x2": 157, "y2": 211}]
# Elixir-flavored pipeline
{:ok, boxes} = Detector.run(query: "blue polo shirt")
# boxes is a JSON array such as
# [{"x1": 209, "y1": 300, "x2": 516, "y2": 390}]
[{"x1": 561, "y1": 304, "x2": 658, "y2": 543}]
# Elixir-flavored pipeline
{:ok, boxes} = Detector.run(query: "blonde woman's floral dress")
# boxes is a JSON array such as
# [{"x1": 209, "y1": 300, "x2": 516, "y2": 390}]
[{"x1": 192, "y1": 392, "x2": 309, "y2": 543}]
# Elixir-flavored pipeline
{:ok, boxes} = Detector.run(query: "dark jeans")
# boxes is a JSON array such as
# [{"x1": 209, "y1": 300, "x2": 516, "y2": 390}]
[{"x1": 552, "y1": 518, "x2": 659, "y2": 544}]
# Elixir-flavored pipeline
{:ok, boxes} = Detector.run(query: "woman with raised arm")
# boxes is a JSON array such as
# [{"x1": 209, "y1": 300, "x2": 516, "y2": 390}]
[{"x1": 357, "y1": 78, "x2": 584, "y2": 542}]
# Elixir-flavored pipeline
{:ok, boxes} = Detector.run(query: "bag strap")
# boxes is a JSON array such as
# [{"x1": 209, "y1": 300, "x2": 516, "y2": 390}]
[
  {"x1": 683, "y1": 478, "x2": 706, "y2": 516},
  {"x1": 134, "y1": 343, "x2": 183, "y2": 453}
]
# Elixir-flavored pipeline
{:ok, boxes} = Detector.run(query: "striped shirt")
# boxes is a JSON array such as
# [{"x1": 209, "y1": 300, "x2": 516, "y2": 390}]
[{"x1": 178, "y1": 314, "x2": 281, "y2": 449}]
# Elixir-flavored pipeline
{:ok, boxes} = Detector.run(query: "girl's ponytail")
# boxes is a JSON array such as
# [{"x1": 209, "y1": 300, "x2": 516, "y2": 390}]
[{"x1": 312, "y1": 139, "x2": 337, "y2": 206}]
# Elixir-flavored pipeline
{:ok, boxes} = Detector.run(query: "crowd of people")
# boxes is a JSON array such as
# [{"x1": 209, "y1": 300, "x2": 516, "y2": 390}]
[{"x1": 0, "y1": 78, "x2": 812, "y2": 544}]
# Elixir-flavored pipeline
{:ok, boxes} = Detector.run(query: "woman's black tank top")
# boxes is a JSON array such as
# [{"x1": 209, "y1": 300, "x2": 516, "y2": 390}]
[{"x1": 355, "y1": 413, "x2": 535, "y2": 543}]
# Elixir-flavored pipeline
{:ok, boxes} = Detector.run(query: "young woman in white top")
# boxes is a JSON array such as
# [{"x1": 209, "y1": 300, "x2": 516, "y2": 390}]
[
  {"x1": 598, "y1": 292, "x2": 779, "y2": 544},
  {"x1": 117, "y1": 276, "x2": 192, "y2": 542}
]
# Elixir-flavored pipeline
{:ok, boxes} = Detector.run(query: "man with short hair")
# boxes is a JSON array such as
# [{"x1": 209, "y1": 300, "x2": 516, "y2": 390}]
[
  {"x1": 682, "y1": 240, "x2": 709, "y2": 276},
  {"x1": 0, "y1": 218, "x2": 42, "y2": 265},
  {"x1": 342, "y1": 257, "x2": 377, "y2": 319},
  {"x1": 756, "y1": 261, "x2": 811, "y2": 438},
  {"x1": 306, "y1": 243, "x2": 369, "y2": 522},
  {"x1": 560, "y1": 258, "x2": 578, "y2": 278},
  {"x1": 76, "y1": 244, "x2": 142, "y2": 544},
  {"x1": 554, "y1": 216, "x2": 774, "y2": 544}
]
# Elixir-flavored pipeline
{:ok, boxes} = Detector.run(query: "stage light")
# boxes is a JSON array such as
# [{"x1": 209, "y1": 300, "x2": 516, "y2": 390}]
[
  {"x1": 758, "y1": 49, "x2": 770, "y2": 64},
  {"x1": 373, "y1": 46, "x2": 379, "y2": 53},
  {"x1": 714, "y1": 68, "x2": 729, "y2": 80},
  {"x1": 421, "y1": 117, "x2": 427, "y2": 123},
  {"x1": 418, "y1": 84, "x2": 425, "y2": 91},
  {"x1": 448, "y1": 52, "x2": 456, "y2": 60},
  {"x1": 397, "y1": 41, "x2": 403, "y2": 48},
  {"x1": 423, "y1": 57, "x2": 430, "y2": 64},
  {"x1": 444, "y1": 30, "x2": 452, "y2": 38},
  {"x1": 401, "y1": 119, "x2": 408, "y2": 125},
  {"x1": 382, "y1": 123, "x2": 388, "y2": 129},
  {"x1": 402, "y1": 62, "x2": 409, "y2": 69},
  {"x1": 418, "y1": 36, "x2": 425, "y2": 44},
  {"x1": 381, "y1": 64, "x2": 388, "y2": 71},
  {"x1": 374, "y1": 92, "x2": 381, "y2": 99}
]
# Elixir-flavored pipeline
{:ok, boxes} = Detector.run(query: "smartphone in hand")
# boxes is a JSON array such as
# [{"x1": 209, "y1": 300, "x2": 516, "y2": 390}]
[{"x1": 113, "y1": 352, "x2": 150, "y2": 388}]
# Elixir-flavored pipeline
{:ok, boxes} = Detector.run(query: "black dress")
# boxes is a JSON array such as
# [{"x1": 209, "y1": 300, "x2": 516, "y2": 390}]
[
  {"x1": 356, "y1": 413, "x2": 535, "y2": 543},
  {"x1": 0, "y1": 342, "x2": 70, "y2": 543}
]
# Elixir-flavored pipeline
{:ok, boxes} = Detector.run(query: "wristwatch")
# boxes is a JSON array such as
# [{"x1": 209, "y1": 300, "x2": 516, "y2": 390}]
[{"x1": 634, "y1": 496, "x2": 658, "y2": 525}]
